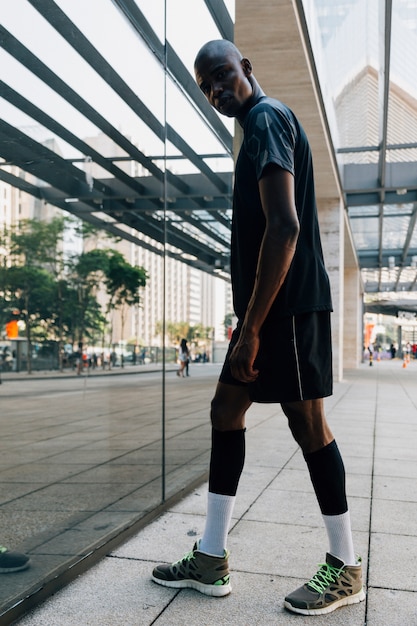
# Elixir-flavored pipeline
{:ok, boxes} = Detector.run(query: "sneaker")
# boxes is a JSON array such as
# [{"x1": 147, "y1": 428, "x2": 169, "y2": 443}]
[
  {"x1": 0, "y1": 546, "x2": 30, "y2": 573},
  {"x1": 152, "y1": 540, "x2": 231, "y2": 597},
  {"x1": 284, "y1": 553, "x2": 365, "y2": 615}
]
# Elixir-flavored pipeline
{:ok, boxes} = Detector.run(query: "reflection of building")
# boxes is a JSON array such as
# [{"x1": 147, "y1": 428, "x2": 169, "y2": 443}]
[
  {"x1": 83, "y1": 133, "x2": 229, "y2": 346},
  {"x1": 1, "y1": 132, "x2": 229, "y2": 346}
]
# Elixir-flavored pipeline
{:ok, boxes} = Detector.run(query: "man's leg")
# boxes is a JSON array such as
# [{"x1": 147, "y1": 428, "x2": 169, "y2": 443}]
[
  {"x1": 281, "y1": 398, "x2": 355, "y2": 563},
  {"x1": 152, "y1": 382, "x2": 251, "y2": 596},
  {"x1": 199, "y1": 382, "x2": 252, "y2": 556},
  {"x1": 282, "y1": 398, "x2": 364, "y2": 615}
]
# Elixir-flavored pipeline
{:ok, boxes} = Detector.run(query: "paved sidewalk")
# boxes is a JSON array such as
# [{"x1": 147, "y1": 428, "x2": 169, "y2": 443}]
[{"x1": 14, "y1": 360, "x2": 417, "y2": 625}]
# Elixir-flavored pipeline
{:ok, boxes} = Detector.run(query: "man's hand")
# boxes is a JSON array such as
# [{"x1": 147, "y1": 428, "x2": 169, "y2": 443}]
[{"x1": 229, "y1": 333, "x2": 260, "y2": 382}]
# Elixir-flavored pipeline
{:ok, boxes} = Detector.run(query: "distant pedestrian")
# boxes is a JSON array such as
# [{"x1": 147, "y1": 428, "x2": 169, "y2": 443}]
[{"x1": 177, "y1": 339, "x2": 189, "y2": 378}]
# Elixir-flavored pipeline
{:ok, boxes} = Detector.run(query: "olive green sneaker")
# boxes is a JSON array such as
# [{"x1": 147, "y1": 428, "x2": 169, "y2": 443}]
[
  {"x1": 152, "y1": 540, "x2": 231, "y2": 597},
  {"x1": 284, "y1": 553, "x2": 365, "y2": 615}
]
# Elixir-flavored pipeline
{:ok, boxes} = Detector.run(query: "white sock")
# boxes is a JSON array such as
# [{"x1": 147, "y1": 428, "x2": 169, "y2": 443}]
[
  {"x1": 199, "y1": 492, "x2": 236, "y2": 557},
  {"x1": 322, "y1": 511, "x2": 356, "y2": 565}
]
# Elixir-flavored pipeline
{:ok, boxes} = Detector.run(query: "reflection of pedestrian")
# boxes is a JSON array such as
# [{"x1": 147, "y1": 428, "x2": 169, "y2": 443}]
[
  {"x1": 177, "y1": 339, "x2": 189, "y2": 377},
  {"x1": 0, "y1": 545, "x2": 30, "y2": 573},
  {"x1": 75, "y1": 342, "x2": 83, "y2": 375},
  {"x1": 153, "y1": 40, "x2": 364, "y2": 616},
  {"x1": 368, "y1": 344, "x2": 373, "y2": 366}
]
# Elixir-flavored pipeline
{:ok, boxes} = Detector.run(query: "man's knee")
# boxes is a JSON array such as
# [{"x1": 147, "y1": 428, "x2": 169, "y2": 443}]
[
  {"x1": 210, "y1": 384, "x2": 250, "y2": 431},
  {"x1": 281, "y1": 398, "x2": 333, "y2": 453},
  {"x1": 210, "y1": 396, "x2": 242, "y2": 430}
]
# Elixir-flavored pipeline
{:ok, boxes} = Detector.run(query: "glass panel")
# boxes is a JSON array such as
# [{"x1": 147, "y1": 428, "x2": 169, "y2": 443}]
[
  {"x1": 382, "y1": 215, "x2": 410, "y2": 249},
  {"x1": 163, "y1": 0, "x2": 233, "y2": 500},
  {"x1": 0, "y1": 0, "x2": 164, "y2": 616},
  {"x1": 388, "y1": 1, "x2": 417, "y2": 151},
  {"x1": 349, "y1": 216, "x2": 380, "y2": 250}
]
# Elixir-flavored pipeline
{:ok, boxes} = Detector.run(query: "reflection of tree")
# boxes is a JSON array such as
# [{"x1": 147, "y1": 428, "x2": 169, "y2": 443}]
[
  {"x1": 1, "y1": 218, "x2": 65, "y2": 373},
  {"x1": 156, "y1": 321, "x2": 213, "y2": 346},
  {"x1": 0, "y1": 219, "x2": 147, "y2": 372},
  {"x1": 104, "y1": 251, "x2": 147, "y2": 366}
]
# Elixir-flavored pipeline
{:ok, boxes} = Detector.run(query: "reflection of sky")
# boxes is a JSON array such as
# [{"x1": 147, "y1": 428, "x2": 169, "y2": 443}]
[
  {"x1": 1, "y1": 0, "x2": 234, "y2": 169},
  {"x1": 303, "y1": 0, "x2": 417, "y2": 153}
]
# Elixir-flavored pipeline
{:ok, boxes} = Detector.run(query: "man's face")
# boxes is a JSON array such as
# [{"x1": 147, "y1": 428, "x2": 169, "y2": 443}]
[{"x1": 195, "y1": 49, "x2": 253, "y2": 117}]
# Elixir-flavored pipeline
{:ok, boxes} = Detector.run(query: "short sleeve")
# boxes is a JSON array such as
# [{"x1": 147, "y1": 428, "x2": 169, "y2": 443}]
[{"x1": 244, "y1": 102, "x2": 296, "y2": 180}]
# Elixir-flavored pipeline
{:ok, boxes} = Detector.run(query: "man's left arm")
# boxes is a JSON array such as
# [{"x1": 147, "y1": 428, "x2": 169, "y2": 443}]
[{"x1": 229, "y1": 163, "x2": 300, "y2": 382}]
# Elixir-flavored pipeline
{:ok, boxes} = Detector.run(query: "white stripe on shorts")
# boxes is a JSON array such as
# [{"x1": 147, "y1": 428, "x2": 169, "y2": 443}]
[{"x1": 291, "y1": 316, "x2": 304, "y2": 401}]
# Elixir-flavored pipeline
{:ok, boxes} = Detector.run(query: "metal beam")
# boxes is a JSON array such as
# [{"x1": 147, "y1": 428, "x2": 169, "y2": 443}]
[
  {"x1": 0, "y1": 122, "x2": 230, "y2": 270},
  {"x1": 27, "y1": 0, "x2": 230, "y2": 194},
  {"x1": 203, "y1": 0, "x2": 234, "y2": 41},
  {"x1": 111, "y1": 0, "x2": 233, "y2": 152}
]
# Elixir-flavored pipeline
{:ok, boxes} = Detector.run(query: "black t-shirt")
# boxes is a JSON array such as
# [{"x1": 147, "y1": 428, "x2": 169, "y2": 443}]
[{"x1": 231, "y1": 96, "x2": 332, "y2": 321}]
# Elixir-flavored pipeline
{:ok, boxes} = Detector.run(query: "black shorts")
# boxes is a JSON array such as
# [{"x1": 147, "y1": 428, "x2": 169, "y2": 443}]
[{"x1": 219, "y1": 311, "x2": 333, "y2": 403}]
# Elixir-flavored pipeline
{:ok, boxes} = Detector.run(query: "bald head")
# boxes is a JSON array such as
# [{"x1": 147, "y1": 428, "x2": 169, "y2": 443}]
[
  {"x1": 194, "y1": 39, "x2": 242, "y2": 71},
  {"x1": 193, "y1": 39, "x2": 263, "y2": 120}
]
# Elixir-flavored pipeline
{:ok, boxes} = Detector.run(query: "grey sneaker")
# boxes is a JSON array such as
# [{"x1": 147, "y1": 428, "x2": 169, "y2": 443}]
[
  {"x1": 284, "y1": 553, "x2": 365, "y2": 615},
  {"x1": 0, "y1": 546, "x2": 30, "y2": 573},
  {"x1": 152, "y1": 540, "x2": 231, "y2": 597}
]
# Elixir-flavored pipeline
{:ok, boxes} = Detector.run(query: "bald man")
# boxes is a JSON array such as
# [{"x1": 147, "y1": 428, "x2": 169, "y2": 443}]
[{"x1": 152, "y1": 40, "x2": 365, "y2": 617}]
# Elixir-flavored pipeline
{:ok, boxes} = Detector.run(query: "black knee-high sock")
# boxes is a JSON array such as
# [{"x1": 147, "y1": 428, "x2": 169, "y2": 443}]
[
  {"x1": 303, "y1": 440, "x2": 348, "y2": 515},
  {"x1": 209, "y1": 428, "x2": 246, "y2": 495}
]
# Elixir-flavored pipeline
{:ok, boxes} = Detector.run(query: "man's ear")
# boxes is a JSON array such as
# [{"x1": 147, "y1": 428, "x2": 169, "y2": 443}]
[{"x1": 241, "y1": 58, "x2": 252, "y2": 76}]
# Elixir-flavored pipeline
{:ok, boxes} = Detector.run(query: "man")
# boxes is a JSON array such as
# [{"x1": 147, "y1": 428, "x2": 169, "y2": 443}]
[{"x1": 152, "y1": 39, "x2": 365, "y2": 616}]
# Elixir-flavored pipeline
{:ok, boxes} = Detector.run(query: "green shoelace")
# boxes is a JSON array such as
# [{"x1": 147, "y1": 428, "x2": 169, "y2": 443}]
[{"x1": 307, "y1": 562, "x2": 344, "y2": 594}]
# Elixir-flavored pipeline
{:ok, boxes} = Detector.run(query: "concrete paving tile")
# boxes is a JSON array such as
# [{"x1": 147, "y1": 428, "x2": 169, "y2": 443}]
[
  {"x1": 111, "y1": 511, "x2": 206, "y2": 562},
  {"x1": 369, "y1": 533, "x2": 417, "y2": 590},
  {"x1": 15, "y1": 558, "x2": 177, "y2": 626},
  {"x1": 166, "y1": 486, "x2": 207, "y2": 516},
  {"x1": 373, "y1": 457, "x2": 417, "y2": 478},
  {"x1": 371, "y1": 499, "x2": 417, "y2": 535},
  {"x1": 372, "y1": 475, "x2": 417, "y2": 502},
  {"x1": 366, "y1": 588, "x2": 417, "y2": 626},
  {"x1": 241, "y1": 488, "x2": 321, "y2": 527},
  {"x1": 374, "y1": 444, "x2": 417, "y2": 461},
  {"x1": 346, "y1": 471, "x2": 373, "y2": 499}
]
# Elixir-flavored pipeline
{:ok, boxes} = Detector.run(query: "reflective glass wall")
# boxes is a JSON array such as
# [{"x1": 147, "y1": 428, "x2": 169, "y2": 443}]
[{"x1": 0, "y1": 0, "x2": 234, "y2": 619}]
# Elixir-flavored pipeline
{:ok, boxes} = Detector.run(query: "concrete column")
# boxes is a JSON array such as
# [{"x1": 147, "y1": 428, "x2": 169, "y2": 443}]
[
  {"x1": 344, "y1": 266, "x2": 363, "y2": 368},
  {"x1": 317, "y1": 198, "x2": 344, "y2": 382}
]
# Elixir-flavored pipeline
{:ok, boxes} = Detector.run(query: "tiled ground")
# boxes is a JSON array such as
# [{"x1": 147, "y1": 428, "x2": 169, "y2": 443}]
[{"x1": 12, "y1": 359, "x2": 417, "y2": 625}]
